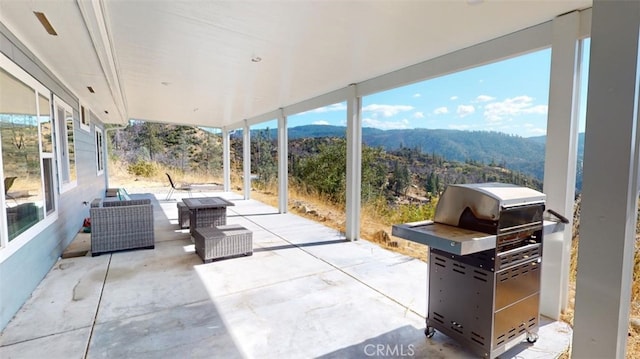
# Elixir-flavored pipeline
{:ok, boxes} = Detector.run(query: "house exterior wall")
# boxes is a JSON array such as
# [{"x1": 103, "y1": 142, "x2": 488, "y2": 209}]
[{"x1": 0, "y1": 23, "x2": 105, "y2": 330}]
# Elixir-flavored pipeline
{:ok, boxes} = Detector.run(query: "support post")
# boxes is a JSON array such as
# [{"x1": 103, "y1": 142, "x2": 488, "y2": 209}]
[
  {"x1": 573, "y1": 1, "x2": 640, "y2": 357},
  {"x1": 243, "y1": 121, "x2": 251, "y2": 200},
  {"x1": 222, "y1": 127, "x2": 231, "y2": 192},
  {"x1": 345, "y1": 84, "x2": 362, "y2": 241},
  {"x1": 278, "y1": 110, "x2": 288, "y2": 213},
  {"x1": 540, "y1": 11, "x2": 581, "y2": 320}
]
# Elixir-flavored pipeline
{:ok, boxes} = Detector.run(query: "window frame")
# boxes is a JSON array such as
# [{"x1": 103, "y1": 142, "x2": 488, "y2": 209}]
[
  {"x1": 53, "y1": 96, "x2": 78, "y2": 193},
  {"x1": 0, "y1": 52, "x2": 58, "y2": 259},
  {"x1": 79, "y1": 103, "x2": 90, "y2": 132},
  {"x1": 95, "y1": 126, "x2": 105, "y2": 175}
]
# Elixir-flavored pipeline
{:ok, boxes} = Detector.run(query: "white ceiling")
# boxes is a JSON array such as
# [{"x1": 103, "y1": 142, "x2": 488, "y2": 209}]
[{"x1": 0, "y1": 0, "x2": 591, "y2": 128}]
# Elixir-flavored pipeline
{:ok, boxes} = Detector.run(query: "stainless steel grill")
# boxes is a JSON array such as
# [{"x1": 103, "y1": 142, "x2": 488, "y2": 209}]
[{"x1": 392, "y1": 182, "x2": 564, "y2": 358}]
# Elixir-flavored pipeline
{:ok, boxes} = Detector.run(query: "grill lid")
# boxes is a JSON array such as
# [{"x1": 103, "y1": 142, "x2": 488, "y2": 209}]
[{"x1": 434, "y1": 183, "x2": 545, "y2": 227}]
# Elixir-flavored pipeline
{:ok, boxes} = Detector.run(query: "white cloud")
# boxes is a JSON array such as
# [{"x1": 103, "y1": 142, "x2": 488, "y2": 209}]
[
  {"x1": 312, "y1": 120, "x2": 330, "y2": 125},
  {"x1": 475, "y1": 95, "x2": 495, "y2": 102},
  {"x1": 362, "y1": 118, "x2": 410, "y2": 130},
  {"x1": 483, "y1": 96, "x2": 548, "y2": 123},
  {"x1": 526, "y1": 105, "x2": 548, "y2": 114},
  {"x1": 450, "y1": 96, "x2": 458, "y2": 100},
  {"x1": 303, "y1": 103, "x2": 347, "y2": 114},
  {"x1": 413, "y1": 111, "x2": 425, "y2": 119},
  {"x1": 362, "y1": 104, "x2": 414, "y2": 118},
  {"x1": 456, "y1": 104, "x2": 475, "y2": 118},
  {"x1": 413, "y1": 93, "x2": 421, "y2": 98},
  {"x1": 433, "y1": 107, "x2": 449, "y2": 115}
]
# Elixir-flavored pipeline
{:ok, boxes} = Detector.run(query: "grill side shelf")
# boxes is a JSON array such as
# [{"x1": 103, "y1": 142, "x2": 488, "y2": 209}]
[{"x1": 391, "y1": 220, "x2": 497, "y2": 255}]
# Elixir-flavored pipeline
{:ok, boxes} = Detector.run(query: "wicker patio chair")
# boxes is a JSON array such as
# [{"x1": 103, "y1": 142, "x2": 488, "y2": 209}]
[
  {"x1": 90, "y1": 198, "x2": 155, "y2": 256},
  {"x1": 165, "y1": 173, "x2": 192, "y2": 200}
]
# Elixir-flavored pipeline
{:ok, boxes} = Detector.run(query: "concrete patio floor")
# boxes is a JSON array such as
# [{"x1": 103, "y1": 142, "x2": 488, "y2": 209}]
[{"x1": 0, "y1": 190, "x2": 572, "y2": 358}]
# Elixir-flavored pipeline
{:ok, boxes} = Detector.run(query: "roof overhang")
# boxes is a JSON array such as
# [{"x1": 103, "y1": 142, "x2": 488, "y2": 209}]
[{"x1": 0, "y1": 0, "x2": 592, "y2": 128}]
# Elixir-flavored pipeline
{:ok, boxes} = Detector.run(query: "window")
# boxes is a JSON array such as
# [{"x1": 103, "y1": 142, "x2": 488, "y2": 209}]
[
  {"x1": 0, "y1": 53, "x2": 56, "y2": 249},
  {"x1": 39, "y1": 94, "x2": 53, "y2": 153},
  {"x1": 39, "y1": 94, "x2": 56, "y2": 216},
  {"x1": 79, "y1": 104, "x2": 90, "y2": 132},
  {"x1": 54, "y1": 97, "x2": 77, "y2": 192},
  {"x1": 96, "y1": 127, "x2": 104, "y2": 175}
]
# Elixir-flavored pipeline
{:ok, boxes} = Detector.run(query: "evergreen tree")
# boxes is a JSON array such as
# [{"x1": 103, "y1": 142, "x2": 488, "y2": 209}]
[
  {"x1": 139, "y1": 122, "x2": 163, "y2": 161},
  {"x1": 390, "y1": 160, "x2": 411, "y2": 196},
  {"x1": 252, "y1": 129, "x2": 277, "y2": 188}
]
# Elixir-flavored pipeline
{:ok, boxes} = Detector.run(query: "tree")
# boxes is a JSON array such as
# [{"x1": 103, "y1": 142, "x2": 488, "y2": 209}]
[
  {"x1": 137, "y1": 122, "x2": 163, "y2": 161},
  {"x1": 191, "y1": 130, "x2": 223, "y2": 176},
  {"x1": 296, "y1": 139, "x2": 347, "y2": 203},
  {"x1": 390, "y1": 160, "x2": 410, "y2": 196},
  {"x1": 425, "y1": 172, "x2": 436, "y2": 195},
  {"x1": 252, "y1": 129, "x2": 277, "y2": 188},
  {"x1": 361, "y1": 146, "x2": 387, "y2": 203},
  {"x1": 294, "y1": 138, "x2": 387, "y2": 204}
]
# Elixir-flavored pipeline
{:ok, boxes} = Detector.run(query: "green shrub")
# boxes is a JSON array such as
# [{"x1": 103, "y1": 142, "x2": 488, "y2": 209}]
[{"x1": 127, "y1": 160, "x2": 157, "y2": 177}]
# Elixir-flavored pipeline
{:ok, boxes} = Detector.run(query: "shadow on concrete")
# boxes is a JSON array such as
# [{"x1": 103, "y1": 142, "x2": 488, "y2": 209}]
[
  {"x1": 228, "y1": 212, "x2": 280, "y2": 218},
  {"x1": 254, "y1": 239, "x2": 350, "y2": 252},
  {"x1": 87, "y1": 193, "x2": 245, "y2": 358},
  {"x1": 87, "y1": 294, "x2": 245, "y2": 358}
]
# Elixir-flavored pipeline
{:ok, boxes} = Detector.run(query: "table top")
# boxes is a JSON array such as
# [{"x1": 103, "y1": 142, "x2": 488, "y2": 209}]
[{"x1": 183, "y1": 197, "x2": 235, "y2": 209}]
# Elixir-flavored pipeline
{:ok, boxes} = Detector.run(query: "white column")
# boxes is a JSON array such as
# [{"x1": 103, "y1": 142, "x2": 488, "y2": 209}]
[
  {"x1": 243, "y1": 121, "x2": 251, "y2": 200},
  {"x1": 540, "y1": 11, "x2": 581, "y2": 320},
  {"x1": 278, "y1": 110, "x2": 288, "y2": 213},
  {"x1": 345, "y1": 84, "x2": 362, "y2": 241},
  {"x1": 222, "y1": 127, "x2": 231, "y2": 192},
  {"x1": 573, "y1": 1, "x2": 640, "y2": 357}
]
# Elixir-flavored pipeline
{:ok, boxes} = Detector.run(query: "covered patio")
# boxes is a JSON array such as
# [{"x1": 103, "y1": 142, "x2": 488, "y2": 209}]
[
  {"x1": 0, "y1": 190, "x2": 572, "y2": 358},
  {"x1": 3, "y1": 1, "x2": 640, "y2": 357}
]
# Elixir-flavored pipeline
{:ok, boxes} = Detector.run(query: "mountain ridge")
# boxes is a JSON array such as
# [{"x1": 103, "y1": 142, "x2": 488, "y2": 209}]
[{"x1": 240, "y1": 125, "x2": 552, "y2": 180}]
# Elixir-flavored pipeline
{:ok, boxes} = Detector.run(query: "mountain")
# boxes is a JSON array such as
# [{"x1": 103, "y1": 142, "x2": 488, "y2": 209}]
[
  {"x1": 243, "y1": 125, "x2": 546, "y2": 180},
  {"x1": 363, "y1": 128, "x2": 545, "y2": 179},
  {"x1": 528, "y1": 132, "x2": 585, "y2": 189},
  {"x1": 528, "y1": 132, "x2": 584, "y2": 158},
  {"x1": 233, "y1": 125, "x2": 590, "y2": 189}
]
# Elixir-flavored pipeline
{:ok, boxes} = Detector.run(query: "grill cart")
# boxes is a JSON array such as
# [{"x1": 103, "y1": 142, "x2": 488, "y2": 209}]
[{"x1": 392, "y1": 183, "x2": 566, "y2": 358}]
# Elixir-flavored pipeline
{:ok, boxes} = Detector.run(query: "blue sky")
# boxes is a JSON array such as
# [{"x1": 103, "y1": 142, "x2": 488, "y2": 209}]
[{"x1": 256, "y1": 40, "x2": 590, "y2": 138}]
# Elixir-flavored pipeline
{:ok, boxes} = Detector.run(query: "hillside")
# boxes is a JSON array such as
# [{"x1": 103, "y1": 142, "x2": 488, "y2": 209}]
[
  {"x1": 365, "y1": 128, "x2": 545, "y2": 179},
  {"x1": 242, "y1": 125, "x2": 592, "y2": 189},
  {"x1": 112, "y1": 123, "x2": 584, "y2": 191},
  {"x1": 530, "y1": 132, "x2": 585, "y2": 189},
  {"x1": 109, "y1": 122, "x2": 541, "y2": 204},
  {"x1": 236, "y1": 135, "x2": 543, "y2": 204},
  {"x1": 240, "y1": 125, "x2": 547, "y2": 181}
]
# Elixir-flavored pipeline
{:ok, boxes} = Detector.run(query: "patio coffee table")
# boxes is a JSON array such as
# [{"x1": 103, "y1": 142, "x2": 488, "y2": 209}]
[{"x1": 183, "y1": 197, "x2": 235, "y2": 234}]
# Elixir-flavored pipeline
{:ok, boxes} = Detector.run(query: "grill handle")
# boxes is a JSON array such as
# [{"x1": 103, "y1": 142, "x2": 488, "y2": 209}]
[{"x1": 547, "y1": 209, "x2": 569, "y2": 224}]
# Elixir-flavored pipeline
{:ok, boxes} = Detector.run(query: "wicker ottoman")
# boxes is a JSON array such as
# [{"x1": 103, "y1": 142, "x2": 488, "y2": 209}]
[
  {"x1": 193, "y1": 224, "x2": 253, "y2": 263},
  {"x1": 177, "y1": 202, "x2": 190, "y2": 229}
]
